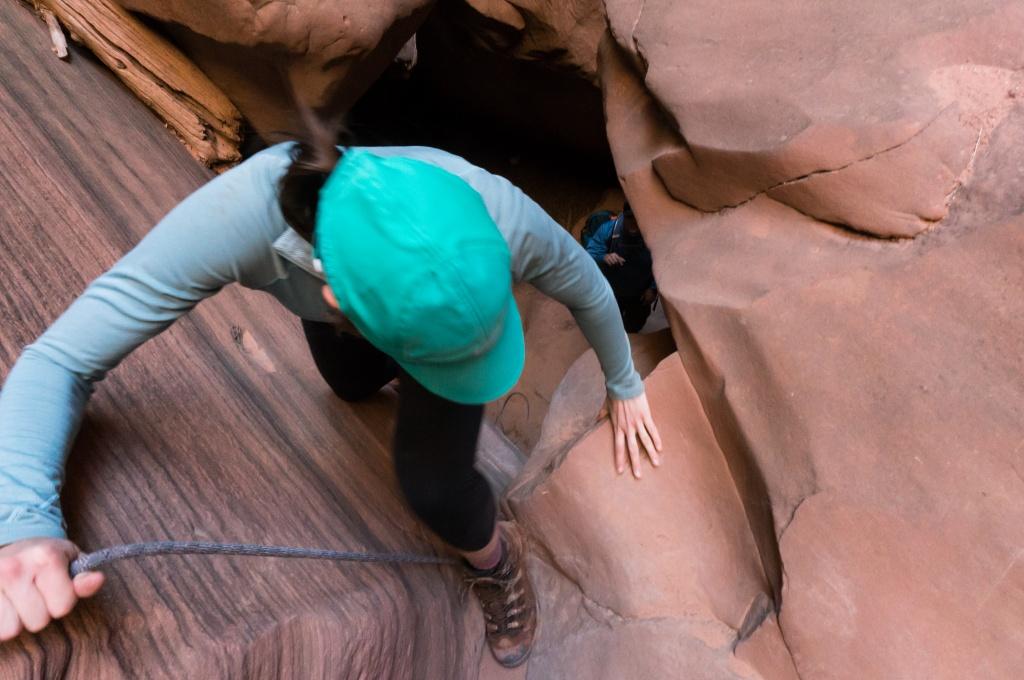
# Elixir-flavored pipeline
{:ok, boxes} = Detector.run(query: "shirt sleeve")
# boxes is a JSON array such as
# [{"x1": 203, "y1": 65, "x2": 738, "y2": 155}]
[
  {"x1": 504, "y1": 194, "x2": 644, "y2": 401},
  {"x1": 0, "y1": 151, "x2": 287, "y2": 546},
  {"x1": 585, "y1": 219, "x2": 614, "y2": 262}
]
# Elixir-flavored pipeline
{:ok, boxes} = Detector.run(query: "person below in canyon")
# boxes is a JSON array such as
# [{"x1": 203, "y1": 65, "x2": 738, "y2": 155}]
[
  {"x1": 0, "y1": 138, "x2": 663, "y2": 666},
  {"x1": 584, "y1": 204, "x2": 659, "y2": 333}
]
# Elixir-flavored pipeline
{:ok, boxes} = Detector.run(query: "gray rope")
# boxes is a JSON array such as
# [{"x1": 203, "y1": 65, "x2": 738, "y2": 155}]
[{"x1": 70, "y1": 541, "x2": 459, "y2": 577}]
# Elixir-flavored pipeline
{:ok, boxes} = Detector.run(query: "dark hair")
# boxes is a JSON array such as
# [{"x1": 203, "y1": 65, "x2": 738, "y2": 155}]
[
  {"x1": 278, "y1": 141, "x2": 340, "y2": 242},
  {"x1": 276, "y1": 86, "x2": 350, "y2": 241}
]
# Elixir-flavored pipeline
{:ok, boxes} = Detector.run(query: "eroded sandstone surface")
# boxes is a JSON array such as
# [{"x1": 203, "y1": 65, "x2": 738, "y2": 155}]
[
  {"x1": 119, "y1": 0, "x2": 433, "y2": 135},
  {"x1": 605, "y1": 0, "x2": 1024, "y2": 237},
  {"x1": 5, "y1": 0, "x2": 1024, "y2": 678},
  {"x1": 595, "y1": 2, "x2": 1024, "y2": 677}
]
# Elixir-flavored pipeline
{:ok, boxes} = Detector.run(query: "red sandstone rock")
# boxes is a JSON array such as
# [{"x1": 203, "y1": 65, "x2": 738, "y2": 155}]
[
  {"x1": 605, "y1": 0, "x2": 1024, "y2": 237},
  {"x1": 441, "y1": 0, "x2": 605, "y2": 78},
  {"x1": 510, "y1": 355, "x2": 795, "y2": 678},
  {"x1": 509, "y1": 328, "x2": 675, "y2": 500},
  {"x1": 599, "y1": 3, "x2": 1024, "y2": 675},
  {"x1": 117, "y1": 0, "x2": 433, "y2": 135}
]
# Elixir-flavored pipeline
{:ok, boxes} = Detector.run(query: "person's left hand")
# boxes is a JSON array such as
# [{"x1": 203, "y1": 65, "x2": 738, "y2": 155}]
[{"x1": 608, "y1": 393, "x2": 663, "y2": 479}]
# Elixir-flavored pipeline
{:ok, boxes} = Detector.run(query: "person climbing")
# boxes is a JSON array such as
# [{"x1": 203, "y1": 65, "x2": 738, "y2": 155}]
[
  {"x1": 584, "y1": 203, "x2": 659, "y2": 333},
  {"x1": 0, "y1": 134, "x2": 663, "y2": 666}
]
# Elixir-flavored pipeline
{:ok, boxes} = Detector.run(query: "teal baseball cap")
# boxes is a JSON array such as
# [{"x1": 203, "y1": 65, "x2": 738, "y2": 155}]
[{"x1": 313, "y1": 148, "x2": 525, "y2": 405}]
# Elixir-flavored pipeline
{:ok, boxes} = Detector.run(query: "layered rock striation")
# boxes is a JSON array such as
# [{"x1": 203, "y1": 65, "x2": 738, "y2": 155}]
[{"x1": 4, "y1": 0, "x2": 1024, "y2": 677}]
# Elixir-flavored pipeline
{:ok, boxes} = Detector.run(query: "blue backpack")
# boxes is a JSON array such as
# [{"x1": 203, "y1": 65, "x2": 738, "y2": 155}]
[{"x1": 580, "y1": 210, "x2": 617, "y2": 246}]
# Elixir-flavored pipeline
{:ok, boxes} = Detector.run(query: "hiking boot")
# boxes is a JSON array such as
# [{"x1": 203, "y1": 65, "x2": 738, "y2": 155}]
[{"x1": 465, "y1": 521, "x2": 537, "y2": 668}]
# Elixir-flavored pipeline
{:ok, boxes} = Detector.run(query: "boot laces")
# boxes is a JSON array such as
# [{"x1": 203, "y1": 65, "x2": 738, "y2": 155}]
[{"x1": 469, "y1": 568, "x2": 527, "y2": 635}]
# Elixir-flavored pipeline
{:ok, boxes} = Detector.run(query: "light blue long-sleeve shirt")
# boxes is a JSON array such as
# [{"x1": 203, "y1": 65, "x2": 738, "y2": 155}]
[{"x1": 0, "y1": 143, "x2": 643, "y2": 546}]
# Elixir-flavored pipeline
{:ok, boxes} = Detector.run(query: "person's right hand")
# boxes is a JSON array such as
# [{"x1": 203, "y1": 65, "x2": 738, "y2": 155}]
[
  {"x1": 0, "y1": 538, "x2": 104, "y2": 642},
  {"x1": 604, "y1": 253, "x2": 626, "y2": 266}
]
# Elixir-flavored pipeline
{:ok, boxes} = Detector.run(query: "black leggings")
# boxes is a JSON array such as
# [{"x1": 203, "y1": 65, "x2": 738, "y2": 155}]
[{"x1": 302, "y1": 320, "x2": 496, "y2": 552}]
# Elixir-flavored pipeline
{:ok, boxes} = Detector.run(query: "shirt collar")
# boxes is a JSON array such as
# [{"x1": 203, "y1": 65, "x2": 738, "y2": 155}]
[{"x1": 272, "y1": 228, "x2": 325, "y2": 280}]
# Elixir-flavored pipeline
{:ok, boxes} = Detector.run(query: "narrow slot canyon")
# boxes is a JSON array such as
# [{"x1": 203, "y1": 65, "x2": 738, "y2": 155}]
[{"x1": 2, "y1": 1, "x2": 1024, "y2": 679}]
